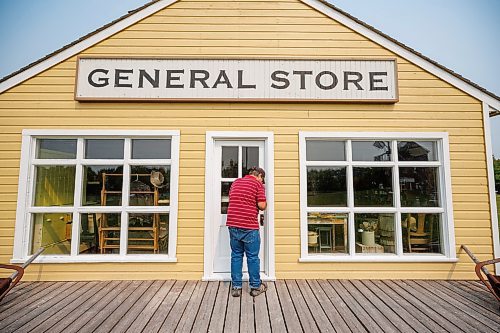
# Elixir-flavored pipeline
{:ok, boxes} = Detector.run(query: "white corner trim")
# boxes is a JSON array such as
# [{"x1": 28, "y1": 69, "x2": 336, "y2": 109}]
[
  {"x1": 0, "y1": 0, "x2": 179, "y2": 94},
  {"x1": 483, "y1": 103, "x2": 500, "y2": 272},
  {"x1": 300, "y1": 0, "x2": 500, "y2": 110}
]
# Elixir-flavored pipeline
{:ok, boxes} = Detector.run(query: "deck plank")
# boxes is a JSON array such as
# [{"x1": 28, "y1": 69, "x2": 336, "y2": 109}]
[
  {"x1": 141, "y1": 280, "x2": 186, "y2": 333},
  {"x1": 109, "y1": 280, "x2": 164, "y2": 333},
  {"x1": 364, "y1": 280, "x2": 435, "y2": 333},
  {"x1": 416, "y1": 280, "x2": 500, "y2": 330},
  {"x1": 0, "y1": 281, "x2": 39, "y2": 305},
  {"x1": 296, "y1": 280, "x2": 335, "y2": 332},
  {"x1": 94, "y1": 280, "x2": 155, "y2": 333},
  {"x1": 191, "y1": 281, "x2": 219, "y2": 332},
  {"x1": 275, "y1": 280, "x2": 303, "y2": 332},
  {"x1": 286, "y1": 279, "x2": 320, "y2": 333},
  {"x1": 392, "y1": 280, "x2": 483, "y2": 333},
  {"x1": 175, "y1": 281, "x2": 209, "y2": 333},
  {"x1": 349, "y1": 280, "x2": 415, "y2": 333},
  {"x1": 224, "y1": 282, "x2": 241, "y2": 332},
  {"x1": 125, "y1": 280, "x2": 174, "y2": 333},
  {"x1": 441, "y1": 281, "x2": 499, "y2": 313},
  {"x1": 159, "y1": 280, "x2": 197, "y2": 332},
  {"x1": 317, "y1": 279, "x2": 367, "y2": 333},
  {"x1": 208, "y1": 281, "x2": 230, "y2": 333},
  {"x1": 240, "y1": 282, "x2": 255, "y2": 333},
  {"x1": 1, "y1": 282, "x2": 83, "y2": 333},
  {"x1": 254, "y1": 284, "x2": 271, "y2": 333},
  {"x1": 265, "y1": 281, "x2": 287, "y2": 333}
]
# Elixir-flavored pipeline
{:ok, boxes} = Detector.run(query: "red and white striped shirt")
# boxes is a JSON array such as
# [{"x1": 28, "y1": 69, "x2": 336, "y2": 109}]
[{"x1": 226, "y1": 175, "x2": 267, "y2": 230}]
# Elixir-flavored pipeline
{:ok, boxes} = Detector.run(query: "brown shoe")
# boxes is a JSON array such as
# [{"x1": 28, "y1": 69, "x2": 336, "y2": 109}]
[
  {"x1": 250, "y1": 283, "x2": 267, "y2": 297},
  {"x1": 231, "y1": 288, "x2": 242, "y2": 297}
]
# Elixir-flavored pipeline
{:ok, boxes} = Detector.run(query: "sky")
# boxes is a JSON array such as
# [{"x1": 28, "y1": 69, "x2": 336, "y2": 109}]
[{"x1": 0, "y1": 0, "x2": 498, "y2": 156}]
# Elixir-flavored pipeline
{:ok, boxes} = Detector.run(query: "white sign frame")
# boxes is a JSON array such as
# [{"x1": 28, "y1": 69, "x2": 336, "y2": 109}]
[{"x1": 75, "y1": 57, "x2": 398, "y2": 102}]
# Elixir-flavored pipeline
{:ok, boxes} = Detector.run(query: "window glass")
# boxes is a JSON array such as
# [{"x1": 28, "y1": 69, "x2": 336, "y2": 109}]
[
  {"x1": 129, "y1": 166, "x2": 170, "y2": 206},
  {"x1": 83, "y1": 165, "x2": 123, "y2": 206},
  {"x1": 307, "y1": 167, "x2": 347, "y2": 206},
  {"x1": 353, "y1": 167, "x2": 393, "y2": 207},
  {"x1": 128, "y1": 213, "x2": 169, "y2": 254},
  {"x1": 31, "y1": 213, "x2": 72, "y2": 255},
  {"x1": 402, "y1": 213, "x2": 442, "y2": 254},
  {"x1": 132, "y1": 139, "x2": 171, "y2": 159},
  {"x1": 399, "y1": 167, "x2": 439, "y2": 207},
  {"x1": 397, "y1": 141, "x2": 437, "y2": 161},
  {"x1": 221, "y1": 146, "x2": 238, "y2": 178},
  {"x1": 242, "y1": 147, "x2": 259, "y2": 176},
  {"x1": 352, "y1": 141, "x2": 391, "y2": 161},
  {"x1": 36, "y1": 139, "x2": 77, "y2": 159},
  {"x1": 79, "y1": 213, "x2": 121, "y2": 254},
  {"x1": 306, "y1": 140, "x2": 345, "y2": 161},
  {"x1": 355, "y1": 213, "x2": 395, "y2": 254},
  {"x1": 221, "y1": 181, "x2": 232, "y2": 214},
  {"x1": 34, "y1": 166, "x2": 75, "y2": 206},
  {"x1": 308, "y1": 213, "x2": 348, "y2": 254},
  {"x1": 85, "y1": 139, "x2": 124, "y2": 159}
]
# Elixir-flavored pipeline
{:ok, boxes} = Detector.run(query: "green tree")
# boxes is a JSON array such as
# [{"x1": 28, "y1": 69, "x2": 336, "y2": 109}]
[{"x1": 495, "y1": 156, "x2": 500, "y2": 192}]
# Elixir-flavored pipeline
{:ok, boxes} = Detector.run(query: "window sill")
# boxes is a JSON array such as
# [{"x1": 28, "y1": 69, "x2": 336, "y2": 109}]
[
  {"x1": 299, "y1": 255, "x2": 458, "y2": 263},
  {"x1": 10, "y1": 255, "x2": 177, "y2": 264}
]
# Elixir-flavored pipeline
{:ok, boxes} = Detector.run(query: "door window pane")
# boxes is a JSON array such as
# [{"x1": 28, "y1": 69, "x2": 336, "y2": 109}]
[
  {"x1": 34, "y1": 166, "x2": 75, "y2": 206},
  {"x1": 80, "y1": 213, "x2": 120, "y2": 254},
  {"x1": 397, "y1": 141, "x2": 438, "y2": 161},
  {"x1": 83, "y1": 165, "x2": 123, "y2": 206},
  {"x1": 307, "y1": 167, "x2": 347, "y2": 206},
  {"x1": 355, "y1": 213, "x2": 395, "y2": 254},
  {"x1": 128, "y1": 213, "x2": 169, "y2": 254},
  {"x1": 130, "y1": 166, "x2": 170, "y2": 206},
  {"x1": 400, "y1": 167, "x2": 439, "y2": 207},
  {"x1": 353, "y1": 167, "x2": 393, "y2": 207},
  {"x1": 242, "y1": 147, "x2": 259, "y2": 176},
  {"x1": 132, "y1": 139, "x2": 171, "y2": 159},
  {"x1": 307, "y1": 213, "x2": 348, "y2": 254},
  {"x1": 402, "y1": 213, "x2": 442, "y2": 254},
  {"x1": 352, "y1": 141, "x2": 391, "y2": 161},
  {"x1": 36, "y1": 139, "x2": 77, "y2": 159},
  {"x1": 221, "y1": 181, "x2": 232, "y2": 214},
  {"x1": 306, "y1": 140, "x2": 345, "y2": 161},
  {"x1": 222, "y1": 146, "x2": 238, "y2": 178},
  {"x1": 31, "y1": 213, "x2": 72, "y2": 255},
  {"x1": 85, "y1": 139, "x2": 124, "y2": 159}
]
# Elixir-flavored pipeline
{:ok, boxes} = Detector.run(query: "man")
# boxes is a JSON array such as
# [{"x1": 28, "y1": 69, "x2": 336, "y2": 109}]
[{"x1": 226, "y1": 166, "x2": 267, "y2": 297}]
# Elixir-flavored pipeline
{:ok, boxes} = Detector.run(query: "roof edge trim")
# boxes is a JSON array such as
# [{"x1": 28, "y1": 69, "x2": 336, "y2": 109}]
[
  {"x1": 0, "y1": 0, "x2": 179, "y2": 94},
  {"x1": 302, "y1": 0, "x2": 500, "y2": 109}
]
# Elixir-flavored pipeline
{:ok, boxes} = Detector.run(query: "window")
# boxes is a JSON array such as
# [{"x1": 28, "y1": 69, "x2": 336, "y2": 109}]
[
  {"x1": 300, "y1": 132, "x2": 456, "y2": 261},
  {"x1": 13, "y1": 130, "x2": 179, "y2": 262}
]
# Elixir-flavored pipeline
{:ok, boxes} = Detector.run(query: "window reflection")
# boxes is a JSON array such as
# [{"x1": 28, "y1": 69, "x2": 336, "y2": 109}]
[
  {"x1": 83, "y1": 165, "x2": 123, "y2": 206},
  {"x1": 31, "y1": 213, "x2": 72, "y2": 255},
  {"x1": 34, "y1": 166, "x2": 75, "y2": 206},
  {"x1": 242, "y1": 147, "x2": 259, "y2": 176},
  {"x1": 397, "y1": 141, "x2": 437, "y2": 161},
  {"x1": 128, "y1": 213, "x2": 169, "y2": 254},
  {"x1": 307, "y1": 213, "x2": 348, "y2": 254},
  {"x1": 132, "y1": 139, "x2": 171, "y2": 159},
  {"x1": 129, "y1": 166, "x2": 170, "y2": 206},
  {"x1": 80, "y1": 213, "x2": 121, "y2": 254},
  {"x1": 85, "y1": 139, "x2": 124, "y2": 159},
  {"x1": 36, "y1": 139, "x2": 77, "y2": 159},
  {"x1": 402, "y1": 213, "x2": 442, "y2": 254},
  {"x1": 221, "y1": 181, "x2": 232, "y2": 214},
  {"x1": 306, "y1": 140, "x2": 345, "y2": 161},
  {"x1": 222, "y1": 147, "x2": 238, "y2": 178},
  {"x1": 353, "y1": 167, "x2": 393, "y2": 207},
  {"x1": 352, "y1": 141, "x2": 391, "y2": 161},
  {"x1": 307, "y1": 167, "x2": 347, "y2": 206},
  {"x1": 399, "y1": 167, "x2": 439, "y2": 207}
]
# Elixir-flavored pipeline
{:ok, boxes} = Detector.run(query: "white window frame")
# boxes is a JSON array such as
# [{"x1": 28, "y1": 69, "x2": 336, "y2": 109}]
[
  {"x1": 12, "y1": 129, "x2": 180, "y2": 263},
  {"x1": 299, "y1": 131, "x2": 457, "y2": 263}
]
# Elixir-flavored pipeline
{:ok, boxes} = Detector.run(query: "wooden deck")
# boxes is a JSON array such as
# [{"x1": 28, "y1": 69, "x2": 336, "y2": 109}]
[{"x1": 0, "y1": 280, "x2": 498, "y2": 332}]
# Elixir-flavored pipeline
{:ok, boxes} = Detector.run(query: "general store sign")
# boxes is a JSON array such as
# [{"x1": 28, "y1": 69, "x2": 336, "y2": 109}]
[{"x1": 75, "y1": 58, "x2": 398, "y2": 102}]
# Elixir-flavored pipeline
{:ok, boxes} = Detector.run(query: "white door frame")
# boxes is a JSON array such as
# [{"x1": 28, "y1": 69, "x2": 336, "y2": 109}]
[{"x1": 203, "y1": 131, "x2": 275, "y2": 281}]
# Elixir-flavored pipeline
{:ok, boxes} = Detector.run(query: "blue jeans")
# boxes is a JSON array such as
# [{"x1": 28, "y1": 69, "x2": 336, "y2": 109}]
[{"x1": 228, "y1": 227, "x2": 261, "y2": 289}]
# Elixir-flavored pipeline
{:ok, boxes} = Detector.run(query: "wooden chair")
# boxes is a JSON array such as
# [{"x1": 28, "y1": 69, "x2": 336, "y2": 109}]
[
  {"x1": 462, "y1": 245, "x2": 500, "y2": 302},
  {"x1": 407, "y1": 213, "x2": 431, "y2": 252}
]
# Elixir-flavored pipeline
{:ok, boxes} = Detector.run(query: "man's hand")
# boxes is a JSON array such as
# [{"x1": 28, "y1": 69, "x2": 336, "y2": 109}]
[{"x1": 258, "y1": 201, "x2": 267, "y2": 210}]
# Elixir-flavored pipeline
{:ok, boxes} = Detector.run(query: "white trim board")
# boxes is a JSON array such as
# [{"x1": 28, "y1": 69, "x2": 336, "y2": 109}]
[{"x1": 0, "y1": 0, "x2": 498, "y2": 110}]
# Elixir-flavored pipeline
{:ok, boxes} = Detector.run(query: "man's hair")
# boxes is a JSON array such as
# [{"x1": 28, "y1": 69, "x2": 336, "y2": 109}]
[{"x1": 248, "y1": 166, "x2": 265, "y2": 178}]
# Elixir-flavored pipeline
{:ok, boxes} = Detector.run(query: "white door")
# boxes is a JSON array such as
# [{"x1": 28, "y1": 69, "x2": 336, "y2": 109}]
[{"x1": 212, "y1": 140, "x2": 266, "y2": 273}]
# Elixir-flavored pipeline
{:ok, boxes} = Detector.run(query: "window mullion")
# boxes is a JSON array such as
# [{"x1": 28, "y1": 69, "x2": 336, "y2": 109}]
[
  {"x1": 120, "y1": 139, "x2": 131, "y2": 256},
  {"x1": 392, "y1": 140, "x2": 403, "y2": 256},
  {"x1": 71, "y1": 138, "x2": 85, "y2": 256},
  {"x1": 346, "y1": 140, "x2": 355, "y2": 256}
]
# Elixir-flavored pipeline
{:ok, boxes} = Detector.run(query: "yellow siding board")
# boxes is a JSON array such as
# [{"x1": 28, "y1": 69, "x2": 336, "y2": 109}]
[{"x1": 0, "y1": 0, "x2": 493, "y2": 280}]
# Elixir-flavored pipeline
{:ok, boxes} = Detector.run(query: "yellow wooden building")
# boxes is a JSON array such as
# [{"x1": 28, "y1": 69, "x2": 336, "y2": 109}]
[{"x1": 1, "y1": 0, "x2": 499, "y2": 281}]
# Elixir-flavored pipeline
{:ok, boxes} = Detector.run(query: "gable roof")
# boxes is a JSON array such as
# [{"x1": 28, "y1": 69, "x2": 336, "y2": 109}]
[{"x1": 1, "y1": 0, "x2": 499, "y2": 112}]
